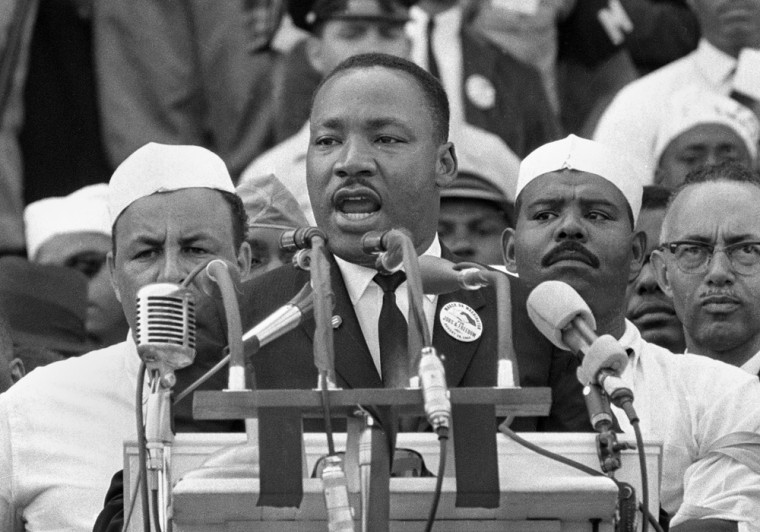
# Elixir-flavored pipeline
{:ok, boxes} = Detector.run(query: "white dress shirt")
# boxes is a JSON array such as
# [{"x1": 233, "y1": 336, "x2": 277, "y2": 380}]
[
  {"x1": 334, "y1": 236, "x2": 440, "y2": 377},
  {"x1": 594, "y1": 39, "x2": 739, "y2": 182},
  {"x1": 611, "y1": 321, "x2": 760, "y2": 530}
]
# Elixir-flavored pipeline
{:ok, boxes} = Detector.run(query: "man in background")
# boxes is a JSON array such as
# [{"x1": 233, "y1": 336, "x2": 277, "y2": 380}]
[
  {"x1": 25, "y1": 184, "x2": 128, "y2": 349},
  {"x1": 625, "y1": 185, "x2": 685, "y2": 353},
  {"x1": 653, "y1": 162, "x2": 760, "y2": 375}
]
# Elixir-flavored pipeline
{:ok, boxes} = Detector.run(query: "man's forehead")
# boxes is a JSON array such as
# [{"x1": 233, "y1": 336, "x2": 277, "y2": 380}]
[
  {"x1": 519, "y1": 170, "x2": 628, "y2": 206},
  {"x1": 314, "y1": 67, "x2": 419, "y2": 109},
  {"x1": 113, "y1": 189, "x2": 233, "y2": 244},
  {"x1": 665, "y1": 181, "x2": 760, "y2": 238}
]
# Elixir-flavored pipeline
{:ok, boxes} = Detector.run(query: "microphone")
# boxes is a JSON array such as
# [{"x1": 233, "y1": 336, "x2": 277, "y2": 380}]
[
  {"x1": 361, "y1": 229, "x2": 407, "y2": 273},
  {"x1": 135, "y1": 282, "x2": 197, "y2": 383},
  {"x1": 242, "y1": 282, "x2": 314, "y2": 354},
  {"x1": 526, "y1": 281, "x2": 632, "y2": 407},
  {"x1": 280, "y1": 226, "x2": 328, "y2": 251},
  {"x1": 418, "y1": 255, "x2": 490, "y2": 294}
]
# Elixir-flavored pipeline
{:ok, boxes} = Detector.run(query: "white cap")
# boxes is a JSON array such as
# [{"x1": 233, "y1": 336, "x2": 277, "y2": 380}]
[
  {"x1": 654, "y1": 87, "x2": 760, "y2": 165},
  {"x1": 24, "y1": 183, "x2": 111, "y2": 261},
  {"x1": 450, "y1": 122, "x2": 520, "y2": 202},
  {"x1": 108, "y1": 143, "x2": 235, "y2": 225},
  {"x1": 517, "y1": 134, "x2": 642, "y2": 223}
]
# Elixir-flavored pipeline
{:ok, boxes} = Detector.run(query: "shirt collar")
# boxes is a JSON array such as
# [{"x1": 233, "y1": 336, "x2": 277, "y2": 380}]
[
  {"x1": 335, "y1": 234, "x2": 441, "y2": 305},
  {"x1": 695, "y1": 38, "x2": 737, "y2": 86}
]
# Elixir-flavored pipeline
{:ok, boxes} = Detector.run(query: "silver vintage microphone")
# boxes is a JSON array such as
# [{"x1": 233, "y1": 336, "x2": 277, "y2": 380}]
[{"x1": 136, "y1": 282, "x2": 197, "y2": 382}]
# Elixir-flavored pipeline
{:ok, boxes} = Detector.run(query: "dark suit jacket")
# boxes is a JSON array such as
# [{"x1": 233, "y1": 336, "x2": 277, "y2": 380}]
[
  {"x1": 227, "y1": 248, "x2": 589, "y2": 432},
  {"x1": 460, "y1": 21, "x2": 562, "y2": 159}
]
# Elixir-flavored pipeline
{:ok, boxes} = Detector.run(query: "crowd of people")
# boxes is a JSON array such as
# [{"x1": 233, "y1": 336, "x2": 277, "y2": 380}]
[{"x1": 1, "y1": 0, "x2": 760, "y2": 531}]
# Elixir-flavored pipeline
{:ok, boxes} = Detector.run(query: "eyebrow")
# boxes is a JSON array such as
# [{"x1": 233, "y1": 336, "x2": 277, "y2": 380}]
[
  {"x1": 678, "y1": 234, "x2": 760, "y2": 245},
  {"x1": 527, "y1": 196, "x2": 621, "y2": 211},
  {"x1": 316, "y1": 116, "x2": 412, "y2": 132}
]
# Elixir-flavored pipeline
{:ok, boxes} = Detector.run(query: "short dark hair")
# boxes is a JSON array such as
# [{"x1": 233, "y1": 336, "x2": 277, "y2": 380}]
[
  {"x1": 312, "y1": 53, "x2": 450, "y2": 143},
  {"x1": 641, "y1": 185, "x2": 673, "y2": 212},
  {"x1": 668, "y1": 161, "x2": 760, "y2": 208},
  {"x1": 111, "y1": 189, "x2": 249, "y2": 256}
]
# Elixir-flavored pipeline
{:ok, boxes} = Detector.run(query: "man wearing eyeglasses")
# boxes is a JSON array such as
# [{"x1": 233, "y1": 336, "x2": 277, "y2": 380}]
[{"x1": 652, "y1": 161, "x2": 760, "y2": 376}]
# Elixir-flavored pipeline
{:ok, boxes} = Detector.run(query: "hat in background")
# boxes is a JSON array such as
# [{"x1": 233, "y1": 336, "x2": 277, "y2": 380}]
[
  {"x1": 0, "y1": 257, "x2": 89, "y2": 355},
  {"x1": 440, "y1": 173, "x2": 513, "y2": 216},
  {"x1": 24, "y1": 183, "x2": 111, "y2": 262},
  {"x1": 108, "y1": 143, "x2": 235, "y2": 226},
  {"x1": 448, "y1": 122, "x2": 520, "y2": 204},
  {"x1": 654, "y1": 87, "x2": 760, "y2": 165},
  {"x1": 289, "y1": 0, "x2": 412, "y2": 33},
  {"x1": 517, "y1": 134, "x2": 643, "y2": 223},
  {"x1": 236, "y1": 173, "x2": 310, "y2": 231}
]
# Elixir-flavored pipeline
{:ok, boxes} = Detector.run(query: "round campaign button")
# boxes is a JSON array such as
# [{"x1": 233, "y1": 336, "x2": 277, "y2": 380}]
[
  {"x1": 465, "y1": 74, "x2": 496, "y2": 110},
  {"x1": 439, "y1": 302, "x2": 483, "y2": 342}
]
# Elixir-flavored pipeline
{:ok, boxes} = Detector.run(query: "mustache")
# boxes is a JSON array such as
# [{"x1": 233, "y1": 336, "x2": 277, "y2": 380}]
[{"x1": 541, "y1": 241, "x2": 600, "y2": 268}]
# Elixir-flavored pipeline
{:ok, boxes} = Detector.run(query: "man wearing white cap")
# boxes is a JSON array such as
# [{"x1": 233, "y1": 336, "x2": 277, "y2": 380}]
[
  {"x1": 25, "y1": 184, "x2": 128, "y2": 349},
  {"x1": 653, "y1": 88, "x2": 760, "y2": 188},
  {"x1": 0, "y1": 142, "x2": 252, "y2": 531},
  {"x1": 502, "y1": 134, "x2": 760, "y2": 530}
]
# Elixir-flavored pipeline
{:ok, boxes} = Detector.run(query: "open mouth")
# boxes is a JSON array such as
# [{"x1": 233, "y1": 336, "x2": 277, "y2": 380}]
[{"x1": 334, "y1": 187, "x2": 381, "y2": 220}]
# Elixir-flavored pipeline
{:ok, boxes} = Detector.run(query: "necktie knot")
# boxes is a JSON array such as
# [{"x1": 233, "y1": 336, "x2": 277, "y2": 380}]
[{"x1": 374, "y1": 271, "x2": 406, "y2": 293}]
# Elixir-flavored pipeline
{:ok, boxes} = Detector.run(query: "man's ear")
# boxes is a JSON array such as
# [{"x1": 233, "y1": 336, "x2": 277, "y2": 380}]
[
  {"x1": 501, "y1": 227, "x2": 518, "y2": 274},
  {"x1": 236, "y1": 242, "x2": 253, "y2": 282},
  {"x1": 305, "y1": 36, "x2": 326, "y2": 74},
  {"x1": 10, "y1": 358, "x2": 24, "y2": 383},
  {"x1": 628, "y1": 230, "x2": 647, "y2": 282},
  {"x1": 650, "y1": 249, "x2": 674, "y2": 298},
  {"x1": 435, "y1": 142, "x2": 457, "y2": 188},
  {"x1": 107, "y1": 251, "x2": 121, "y2": 303}
]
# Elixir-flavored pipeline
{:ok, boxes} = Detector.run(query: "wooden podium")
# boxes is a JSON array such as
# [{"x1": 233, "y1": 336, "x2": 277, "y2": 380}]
[{"x1": 123, "y1": 387, "x2": 662, "y2": 531}]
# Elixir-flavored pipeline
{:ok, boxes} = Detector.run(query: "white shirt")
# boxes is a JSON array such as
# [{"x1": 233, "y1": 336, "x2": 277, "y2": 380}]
[
  {"x1": 594, "y1": 39, "x2": 739, "y2": 182},
  {"x1": 408, "y1": 5, "x2": 465, "y2": 125},
  {"x1": 612, "y1": 321, "x2": 760, "y2": 529},
  {"x1": 238, "y1": 121, "x2": 315, "y2": 224},
  {"x1": 0, "y1": 338, "x2": 143, "y2": 532},
  {"x1": 334, "y1": 237, "x2": 440, "y2": 376}
]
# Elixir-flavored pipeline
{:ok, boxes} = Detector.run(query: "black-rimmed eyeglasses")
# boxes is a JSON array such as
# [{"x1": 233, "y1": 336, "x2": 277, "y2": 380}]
[{"x1": 658, "y1": 240, "x2": 760, "y2": 275}]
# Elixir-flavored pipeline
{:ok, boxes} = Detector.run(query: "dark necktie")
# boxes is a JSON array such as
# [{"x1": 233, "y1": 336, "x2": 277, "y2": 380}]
[
  {"x1": 374, "y1": 271, "x2": 409, "y2": 388},
  {"x1": 426, "y1": 16, "x2": 440, "y2": 79}
]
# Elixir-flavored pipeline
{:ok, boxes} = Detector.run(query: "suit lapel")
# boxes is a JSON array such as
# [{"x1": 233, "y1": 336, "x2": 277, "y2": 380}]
[
  {"x1": 323, "y1": 256, "x2": 383, "y2": 389},
  {"x1": 433, "y1": 246, "x2": 487, "y2": 386}
]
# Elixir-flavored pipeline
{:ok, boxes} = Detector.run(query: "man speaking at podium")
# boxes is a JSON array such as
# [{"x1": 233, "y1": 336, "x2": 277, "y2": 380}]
[
  {"x1": 501, "y1": 135, "x2": 760, "y2": 531},
  {"x1": 228, "y1": 53, "x2": 590, "y2": 434}
]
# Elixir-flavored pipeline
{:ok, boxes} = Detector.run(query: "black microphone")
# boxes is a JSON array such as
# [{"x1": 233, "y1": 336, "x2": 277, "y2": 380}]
[
  {"x1": 418, "y1": 255, "x2": 490, "y2": 294},
  {"x1": 135, "y1": 282, "x2": 197, "y2": 383},
  {"x1": 280, "y1": 227, "x2": 328, "y2": 251},
  {"x1": 526, "y1": 281, "x2": 633, "y2": 408},
  {"x1": 242, "y1": 282, "x2": 314, "y2": 354}
]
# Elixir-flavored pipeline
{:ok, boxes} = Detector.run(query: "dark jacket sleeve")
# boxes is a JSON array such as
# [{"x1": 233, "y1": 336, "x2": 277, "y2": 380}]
[{"x1": 92, "y1": 470, "x2": 123, "y2": 532}]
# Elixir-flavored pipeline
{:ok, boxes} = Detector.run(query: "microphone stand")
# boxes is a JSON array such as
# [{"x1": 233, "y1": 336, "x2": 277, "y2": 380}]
[{"x1": 144, "y1": 369, "x2": 175, "y2": 532}]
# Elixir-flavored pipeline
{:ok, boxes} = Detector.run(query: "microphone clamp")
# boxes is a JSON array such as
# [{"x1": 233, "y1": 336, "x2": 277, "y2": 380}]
[{"x1": 280, "y1": 226, "x2": 328, "y2": 251}]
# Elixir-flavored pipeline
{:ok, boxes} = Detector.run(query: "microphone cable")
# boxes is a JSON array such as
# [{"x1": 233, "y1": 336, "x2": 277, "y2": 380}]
[
  {"x1": 135, "y1": 361, "x2": 151, "y2": 532},
  {"x1": 498, "y1": 422, "x2": 663, "y2": 532},
  {"x1": 424, "y1": 426, "x2": 449, "y2": 532}
]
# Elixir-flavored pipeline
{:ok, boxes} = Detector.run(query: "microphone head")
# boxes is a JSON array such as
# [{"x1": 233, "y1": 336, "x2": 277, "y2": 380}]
[
  {"x1": 526, "y1": 280, "x2": 596, "y2": 350},
  {"x1": 136, "y1": 283, "x2": 196, "y2": 375}
]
